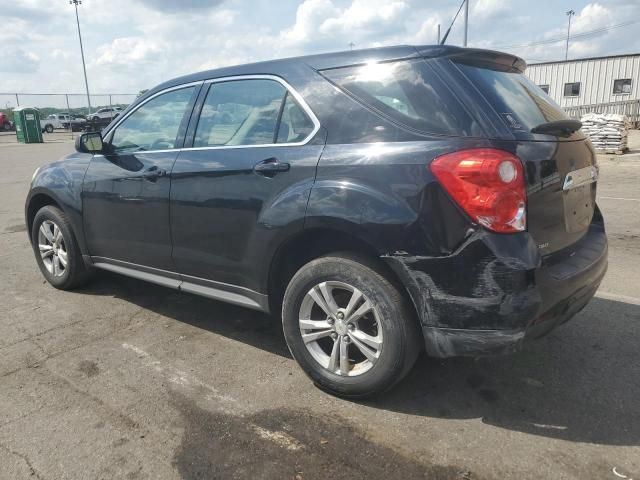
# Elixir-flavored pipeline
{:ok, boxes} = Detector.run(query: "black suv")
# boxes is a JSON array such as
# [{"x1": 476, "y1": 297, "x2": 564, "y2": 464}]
[{"x1": 26, "y1": 45, "x2": 607, "y2": 397}]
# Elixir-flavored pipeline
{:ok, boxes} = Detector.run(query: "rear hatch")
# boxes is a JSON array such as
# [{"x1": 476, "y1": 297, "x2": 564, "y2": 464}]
[{"x1": 451, "y1": 56, "x2": 597, "y2": 255}]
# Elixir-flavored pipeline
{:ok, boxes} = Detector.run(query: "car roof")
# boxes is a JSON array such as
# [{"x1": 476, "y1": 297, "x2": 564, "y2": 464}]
[{"x1": 145, "y1": 44, "x2": 525, "y2": 97}]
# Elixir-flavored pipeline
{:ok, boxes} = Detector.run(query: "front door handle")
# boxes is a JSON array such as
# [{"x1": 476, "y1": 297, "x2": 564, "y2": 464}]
[
  {"x1": 141, "y1": 166, "x2": 167, "y2": 181},
  {"x1": 253, "y1": 158, "x2": 290, "y2": 176}
]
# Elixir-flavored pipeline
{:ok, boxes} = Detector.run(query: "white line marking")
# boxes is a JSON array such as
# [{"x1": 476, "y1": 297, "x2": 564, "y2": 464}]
[
  {"x1": 532, "y1": 423, "x2": 568, "y2": 430},
  {"x1": 251, "y1": 425, "x2": 304, "y2": 451},
  {"x1": 121, "y1": 343, "x2": 238, "y2": 407},
  {"x1": 595, "y1": 291, "x2": 640, "y2": 306},
  {"x1": 613, "y1": 466, "x2": 633, "y2": 479},
  {"x1": 599, "y1": 196, "x2": 640, "y2": 202}
]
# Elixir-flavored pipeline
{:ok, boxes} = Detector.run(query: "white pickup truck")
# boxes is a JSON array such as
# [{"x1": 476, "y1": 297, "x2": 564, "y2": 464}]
[{"x1": 41, "y1": 113, "x2": 86, "y2": 133}]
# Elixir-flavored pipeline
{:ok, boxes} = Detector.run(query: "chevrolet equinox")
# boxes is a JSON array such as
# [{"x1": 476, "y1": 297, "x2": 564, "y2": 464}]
[{"x1": 26, "y1": 45, "x2": 608, "y2": 397}]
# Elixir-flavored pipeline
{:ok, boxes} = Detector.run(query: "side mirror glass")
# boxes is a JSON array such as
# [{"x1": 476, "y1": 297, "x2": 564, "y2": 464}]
[{"x1": 76, "y1": 132, "x2": 104, "y2": 154}]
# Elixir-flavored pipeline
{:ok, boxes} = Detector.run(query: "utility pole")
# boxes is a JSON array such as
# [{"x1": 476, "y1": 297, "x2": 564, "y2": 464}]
[
  {"x1": 348, "y1": 42, "x2": 355, "y2": 51},
  {"x1": 463, "y1": 0, "x2": 469, "y2": 47},
  {"x1": 437, "y1": 23, "x2": 441, "y2": 44},
  {"x1": 70, "y1": 0, "x2": 92, "y2": 115},
  {"x1": 565, "y1": 9, "x2": 575, "y2": 61}
]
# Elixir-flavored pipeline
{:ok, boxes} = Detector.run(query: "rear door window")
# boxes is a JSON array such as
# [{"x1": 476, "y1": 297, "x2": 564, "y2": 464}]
[
  {"x1": 321, "y1": 59, "x2": 478, "y2": 136},
  {"x1": 455, "y1": 62, "x2": 568, "y2": 135},
  {"x1": 194, "y1": 79, "x2": 284, "y2": 147}
]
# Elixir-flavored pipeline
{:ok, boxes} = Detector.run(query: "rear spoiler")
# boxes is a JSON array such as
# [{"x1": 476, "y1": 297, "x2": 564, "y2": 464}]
[{"x1": 415, "y1": 45, "x2": 527, "y2": 73}]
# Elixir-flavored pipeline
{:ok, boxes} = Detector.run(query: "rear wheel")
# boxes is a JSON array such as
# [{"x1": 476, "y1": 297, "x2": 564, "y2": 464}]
[
  {"x1": 282, "y1": 253, "x2": 421, "y2": 398},
  {"x1": 31, "y1": 206, "x2": 91, "y2": 290}
]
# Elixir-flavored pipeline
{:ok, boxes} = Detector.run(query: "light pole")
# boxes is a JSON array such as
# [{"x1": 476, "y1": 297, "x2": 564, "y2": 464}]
[
  {"x1": 70, "y1": 0, "x2": 92, "y2": 115},
  {"x1": 463, "y1": 0, "x2": 469, "y2": 47},
  {"x1": 565, "y1": 9, "x2": 575, "y2": 61}
]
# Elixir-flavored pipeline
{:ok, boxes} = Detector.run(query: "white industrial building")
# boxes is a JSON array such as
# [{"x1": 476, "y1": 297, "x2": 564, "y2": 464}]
[
  {"x1": 525, "y1": 53, "x2": 640, "y2": 122},
  {"x1": 526, "y1": 53, "x2": 640, "y2": 106}
]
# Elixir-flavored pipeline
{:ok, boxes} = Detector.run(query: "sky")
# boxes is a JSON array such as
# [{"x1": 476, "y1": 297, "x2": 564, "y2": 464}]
[{"x1": 2, "y1": 0, "x2": 639, "y2": 100}]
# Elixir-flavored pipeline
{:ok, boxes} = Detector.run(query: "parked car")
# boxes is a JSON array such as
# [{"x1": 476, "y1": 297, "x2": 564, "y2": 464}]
[
  {"x1": 41, "y1": 113, "x2": 86, "y2": 133},
  {"x1": 25, "y1": 45, "x2": 607, "y2": 397},
  {"x1": 0, "y1": 112, "x2": 13, "y2": 131},
  {"x1": 62, "y1": 114, "x2": 87, "y2": 132},
  {"x1": 88, "y1": 107, "x2": 122, "y2": 122}
]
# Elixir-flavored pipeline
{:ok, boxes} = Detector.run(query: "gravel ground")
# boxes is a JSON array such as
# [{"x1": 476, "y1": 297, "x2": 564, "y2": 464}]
[{"x1": 0, "y1": 139, "x2": 639, "y2": 480}]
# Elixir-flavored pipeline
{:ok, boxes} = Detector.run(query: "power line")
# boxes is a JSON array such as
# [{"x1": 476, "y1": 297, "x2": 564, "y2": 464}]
[{"x1": 491, "y1": 19, "x2": 640, "y2": 50}]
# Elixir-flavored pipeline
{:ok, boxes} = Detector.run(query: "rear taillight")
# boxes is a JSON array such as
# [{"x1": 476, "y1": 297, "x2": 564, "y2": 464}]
[{"x1": 430, "y1": 148, "x2": 526, "y2": 233}]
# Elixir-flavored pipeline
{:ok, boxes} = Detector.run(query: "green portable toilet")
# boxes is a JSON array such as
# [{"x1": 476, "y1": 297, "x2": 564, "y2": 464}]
[{"x1": 13, "y1": 107, "x2": 43, "y2": 144}]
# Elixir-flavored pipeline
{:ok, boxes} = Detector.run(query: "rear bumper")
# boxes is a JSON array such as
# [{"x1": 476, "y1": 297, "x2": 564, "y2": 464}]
[{"x1": 385, "y1": 213, "x2": 608, "y2": 358}]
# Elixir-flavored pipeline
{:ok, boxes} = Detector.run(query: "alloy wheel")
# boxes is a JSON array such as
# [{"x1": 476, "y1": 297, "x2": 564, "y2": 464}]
[
  {"x1": 299, "y1": 281, "x2": 383, "y2": 376},
  {"x1": 38, "y1": 220, "x2": 68, "y2": 277}
]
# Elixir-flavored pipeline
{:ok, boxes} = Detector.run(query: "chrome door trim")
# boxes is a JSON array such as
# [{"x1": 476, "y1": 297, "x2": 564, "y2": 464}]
[{"x1": 102, "y1": 74, "x2": 321, "y2": 154}]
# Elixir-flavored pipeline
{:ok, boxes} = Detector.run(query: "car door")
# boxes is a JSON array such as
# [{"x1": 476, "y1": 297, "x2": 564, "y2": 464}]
[
  {"x1": 170, "y1": 76, "x2": 323, "y2": 295},
  {"x1": 82, "y1": 84, "x2": 200, "y2": 271}
]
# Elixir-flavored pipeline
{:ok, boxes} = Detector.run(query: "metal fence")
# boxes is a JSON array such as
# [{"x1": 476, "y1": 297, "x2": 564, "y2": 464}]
[
  {"x1": 564, "y1": 99, "x2": 640, "y2": 125},
  {"x1": 0, "y1": 92, "x2": 138, "y2": 117}
]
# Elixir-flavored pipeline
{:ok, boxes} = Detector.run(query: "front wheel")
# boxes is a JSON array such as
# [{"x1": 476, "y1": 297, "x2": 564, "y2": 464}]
[
  {"x1": 44, "y1": 124, "x2": 54, "y2": 134},
  {"x1": 31, "y1": 205, "x2": 91, "y2": 290},
  {"x1": 282, "y1": 253, "x2": 421, "y2": 398}
]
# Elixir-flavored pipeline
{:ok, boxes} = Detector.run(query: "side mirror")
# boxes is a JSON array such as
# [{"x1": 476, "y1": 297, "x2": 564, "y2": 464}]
[{"x1": 76, "y1": 132, "x2": 104, "y2": 154}]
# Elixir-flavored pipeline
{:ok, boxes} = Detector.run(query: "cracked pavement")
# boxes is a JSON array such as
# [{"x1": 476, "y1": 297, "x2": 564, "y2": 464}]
[{"x1": 0, "y1": 138, "x2": 639, "y2": 480}]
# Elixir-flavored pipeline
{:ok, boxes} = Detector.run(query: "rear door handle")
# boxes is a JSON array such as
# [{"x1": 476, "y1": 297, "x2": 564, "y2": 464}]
[{"x1": 253, "y1": 158, "x2": 290, "y2": 176}]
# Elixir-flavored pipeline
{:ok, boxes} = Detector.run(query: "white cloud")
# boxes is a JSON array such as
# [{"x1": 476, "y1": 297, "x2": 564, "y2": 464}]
[
  {"x1": 0, "y1": 0, "x2": 639, "y2": 99},
  {"x1": 472, "y1": 0, "x2": 511, "y2": 20},
  {"x1": 319, "y1": 0, "x2": 408, "y2": 35},
  {"x1": 95, "y1": 37, "x2": 166, "y2": 67},
  {"x1": 0, "y1": 49, "x2": 39, "y2": 73}
]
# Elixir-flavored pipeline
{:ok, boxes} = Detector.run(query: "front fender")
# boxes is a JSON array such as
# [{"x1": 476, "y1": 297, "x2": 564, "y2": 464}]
[{"x1": 25, "y1": 153, "x2": 91, "y2": 253}]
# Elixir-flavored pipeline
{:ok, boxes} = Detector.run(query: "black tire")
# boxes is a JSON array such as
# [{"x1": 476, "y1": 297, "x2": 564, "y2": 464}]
[
  {"x1": 31, "y1": 205, "x2": 91, "y2": 290},
  {"x1": 45, "y1": 124, "x2": 54, "y2": 134},
  {"x1": 282, "y1": 252, "x2": 421, "y2": 398}
]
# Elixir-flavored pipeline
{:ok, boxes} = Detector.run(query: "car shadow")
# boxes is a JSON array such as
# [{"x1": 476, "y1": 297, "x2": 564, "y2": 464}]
[
  {"x1": 76, "y1": 272, "x2": 639, "y2": 446},
  {"x1": 76, "y1": 270, "x2": 291, "y2": 358},
  {"x1": 368, "y1": 296, "x2": 640, "y2": 446}
]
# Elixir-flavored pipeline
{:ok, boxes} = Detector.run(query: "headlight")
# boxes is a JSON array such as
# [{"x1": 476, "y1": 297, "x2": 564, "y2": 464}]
[{"x1": 31, "y1": 166, "x2": 41, "y2": 183}]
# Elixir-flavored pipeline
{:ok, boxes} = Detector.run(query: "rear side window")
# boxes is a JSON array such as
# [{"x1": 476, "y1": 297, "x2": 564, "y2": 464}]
[
  {"x1": 456, "y1": 62, "x2": 568, "y2": 133},
  {"x1": 194, "y1": 79, "x2": 315, "y2": 147},
  {"x1": 321, "y1": 59, "x2": 477, "y2": 136}
]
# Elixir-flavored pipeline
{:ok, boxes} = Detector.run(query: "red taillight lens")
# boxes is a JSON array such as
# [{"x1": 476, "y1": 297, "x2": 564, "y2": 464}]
[{"x1": 430, "y1": 148, "x2": 526, "y2": 233}]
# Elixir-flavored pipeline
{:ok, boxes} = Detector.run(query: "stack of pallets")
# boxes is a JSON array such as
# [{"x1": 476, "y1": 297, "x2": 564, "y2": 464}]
[{"x1": 580, "y1": 113, "x2": 630, "y2": 154}]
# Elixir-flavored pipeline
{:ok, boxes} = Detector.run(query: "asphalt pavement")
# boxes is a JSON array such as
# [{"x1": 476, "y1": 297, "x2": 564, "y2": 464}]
[{"x1": 0, "y1": 137, "x2": 639, "y2": 480}]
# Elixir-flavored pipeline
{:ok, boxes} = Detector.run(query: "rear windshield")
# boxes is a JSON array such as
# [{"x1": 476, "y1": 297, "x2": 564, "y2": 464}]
[
  {"x1": 321, "y1": 59, "x2": 480, "y2": 136},
  {"x1": 455, "y1": 62, "x2": 568, "y2": 133}
]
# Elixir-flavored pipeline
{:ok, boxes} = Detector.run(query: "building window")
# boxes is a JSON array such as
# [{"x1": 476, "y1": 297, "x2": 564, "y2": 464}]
[
  {"x1": 613, "y1": 79, "x2": 632, "y2": 94},
  {"x1": 563, "y1": 82, "x2": 581, "y2": 97},
  {"x1": 538, "y1": 84, "x2": 550, "y2": 94}
]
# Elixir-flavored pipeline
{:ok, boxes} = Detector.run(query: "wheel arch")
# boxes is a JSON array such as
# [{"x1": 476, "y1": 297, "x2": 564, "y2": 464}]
[
  {"x1": 26, "y1": 192, "x2": 64, "y2": 243},
  {"x1": 267, "y1": 225, "x2": 413, "y2": 318}
]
